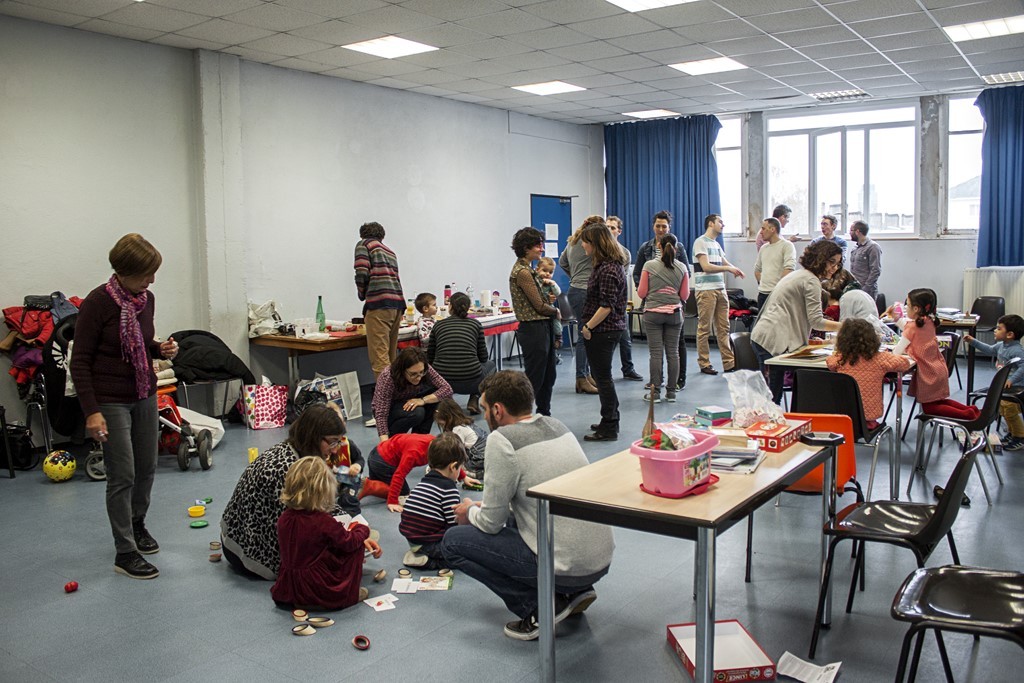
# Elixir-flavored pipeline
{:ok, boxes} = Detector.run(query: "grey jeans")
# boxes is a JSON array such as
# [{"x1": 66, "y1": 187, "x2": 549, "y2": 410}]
[
  {"x1": 643, "y1": 309, "x2": 683, "y2": 391},
  {"x1": 100, "y1": 395, "x2": 159, "y2": 554}
]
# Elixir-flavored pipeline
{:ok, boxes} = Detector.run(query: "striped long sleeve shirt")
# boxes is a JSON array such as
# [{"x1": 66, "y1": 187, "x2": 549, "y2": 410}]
[
  {"x1": 427, "y1": 316, "x2": 487, "y2": 381},
  {"x1": 353, "y1": 238, "x2": 404, "y2": 312},
  {"x1": 399, "y1": 470, "x2": 460, "y2": 544}
]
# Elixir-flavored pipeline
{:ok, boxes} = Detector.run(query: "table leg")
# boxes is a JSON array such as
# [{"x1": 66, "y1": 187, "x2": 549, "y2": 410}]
[
  {"x1": 287, "y1": 351, "x2": 300, "y2": 392},
  {"x1": 894, "y1": 374, "x2": 903, "y2": 499},
  {"x1": 537, "y1": 499, "x2": 555, "y2": 683},
  {"x1": 492, "y1": 332, "x2": 503, "y2": 371},
  {"x1": 967, "y1": 329, "x2": 976, "y2": 395},
  {"x1": 820, "y1": 445, "x2": 837, "y2": 626},
  {"x1": 695, "y1": 527, "x2": 717, "y2": 683}
]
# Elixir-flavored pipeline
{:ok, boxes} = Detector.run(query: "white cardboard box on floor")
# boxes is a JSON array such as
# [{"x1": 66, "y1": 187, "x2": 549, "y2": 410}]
[{"x1": 667, "y1": 620, "x2": 776, "y2": 682}]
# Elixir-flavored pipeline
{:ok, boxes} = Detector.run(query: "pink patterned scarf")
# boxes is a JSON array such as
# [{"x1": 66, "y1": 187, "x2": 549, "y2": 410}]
[{"x1": 105, "y1": 274, "x2": 150, "y2": 399}]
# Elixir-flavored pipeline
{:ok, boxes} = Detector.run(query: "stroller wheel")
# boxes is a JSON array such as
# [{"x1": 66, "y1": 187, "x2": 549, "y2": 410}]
[
  {"x1": 85, "y1": 449, "x2": 106, "y2": 481},
  {"x1": 177, "y1": 441, "x2": 191, "y2": 471},
  {"x1": 198, "y1": 431, "x2": 213, "y2": 470}
]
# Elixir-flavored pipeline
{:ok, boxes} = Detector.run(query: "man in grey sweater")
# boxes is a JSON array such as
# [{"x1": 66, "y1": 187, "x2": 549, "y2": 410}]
[
  {"x1": 849, "y1": 220, "x2": 882, "y2": 300},
  {"x1": 441, "y1": 370, "x2": 615, "y2": 641}
]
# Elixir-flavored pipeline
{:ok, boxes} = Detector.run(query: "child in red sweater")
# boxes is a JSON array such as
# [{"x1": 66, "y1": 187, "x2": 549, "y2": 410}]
[
  {"x1": 826, "y1": 318, "x2": 911, "y2": 428},
  {"x1": 271, "y1": 457, "x2": 382, "y2": 611},
  {"x1": 363, "y1": 433, "x2": 480, "y2": 512}
]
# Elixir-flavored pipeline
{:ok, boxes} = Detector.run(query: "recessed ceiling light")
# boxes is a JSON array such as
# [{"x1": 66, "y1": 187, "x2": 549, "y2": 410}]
[
  {"x1": 669, "y1": 57, "x2": 746, "y2": 76},
  {"x1": 512, "y1": 81, "x2": 586, "y2": 96},
  {"x1": 942, "y1": 14, "x2": 1024, "y2": 42},
  {"x1": 808, "y1": 89, "x2": 870, "y2": 102},
  {"x1": 623, "y1": 109, "x2": 680, "y2": 119},
  {"x1": 982, "y1": 71, "x2": 1024, "y2": 84},
  {"x1": 342, "y1": 36, "x2": 438, "y2": 59},
  {"x1": 605, "y1": 0, "x2": 697, "y2": 11}
]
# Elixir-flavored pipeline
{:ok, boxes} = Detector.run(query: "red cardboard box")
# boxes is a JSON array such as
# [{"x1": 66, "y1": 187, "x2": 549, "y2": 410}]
[
  {"x1": 667, "y1": 620, "x2": 776, "y2": 682},
  {"x1": 744, "y1": 418, "x2": 811, "y2": 453}
]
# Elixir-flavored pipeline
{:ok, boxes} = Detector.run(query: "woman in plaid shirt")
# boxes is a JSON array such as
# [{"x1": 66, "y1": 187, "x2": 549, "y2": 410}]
[{"x1": 371, "y1": 347, "x2": 452, "y2": 443}]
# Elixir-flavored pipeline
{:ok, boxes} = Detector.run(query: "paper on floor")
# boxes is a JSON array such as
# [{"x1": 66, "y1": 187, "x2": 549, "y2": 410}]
[{"x1": 777, "y1": 652, "x2": 841, "y2": 683}]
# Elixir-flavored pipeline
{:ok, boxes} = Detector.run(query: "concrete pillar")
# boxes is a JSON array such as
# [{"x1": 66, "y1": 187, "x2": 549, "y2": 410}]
[
  {"x1": 743, "y1": 111, "x2": 765, "y2": 239},
  {"x1": 918, "y1": 95, "x2": 944, "y2": 238}
]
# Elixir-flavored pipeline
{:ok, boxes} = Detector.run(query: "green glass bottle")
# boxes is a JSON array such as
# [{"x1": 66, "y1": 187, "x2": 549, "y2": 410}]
[{"x1": 316, "y1": 295, "x2": 326, "y2": 332}]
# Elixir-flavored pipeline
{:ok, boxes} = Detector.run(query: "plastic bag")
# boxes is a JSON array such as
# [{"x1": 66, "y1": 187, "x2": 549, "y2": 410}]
[
  {"x1": 657, "y1": 422, "x2": 699, "y2": 449},
  {"x1": 248, "y1": 300, "x2": 283, "y2": 338},
  {"x1": 725, "y1": 370, "x2": 785, "y2": 428}
]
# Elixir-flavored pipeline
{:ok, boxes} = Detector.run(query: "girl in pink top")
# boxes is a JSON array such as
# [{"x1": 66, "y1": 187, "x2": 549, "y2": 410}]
[
  {"x1": 637, "y1": 234, "x2": 689, "y2": 402},
  {"x1": 826, "y1": 319, "x2": 911, "y2": 427},
  {"x1": 891, "y1": 288, "x2": 979, "y2": 421}
]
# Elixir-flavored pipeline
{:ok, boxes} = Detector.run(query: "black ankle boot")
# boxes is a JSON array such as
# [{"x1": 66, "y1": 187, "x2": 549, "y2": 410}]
[{"x1": 132, "y1": 518, "x2": 160, "y2": 555}]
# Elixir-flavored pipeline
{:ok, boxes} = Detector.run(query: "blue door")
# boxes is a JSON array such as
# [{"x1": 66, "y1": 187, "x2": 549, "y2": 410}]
[{"x1": 530, "y1": 194, "x2": 573, "y2": 293}]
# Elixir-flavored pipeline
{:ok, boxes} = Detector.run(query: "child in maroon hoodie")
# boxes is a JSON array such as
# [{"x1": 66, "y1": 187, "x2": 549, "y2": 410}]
[{"x1": 271, "y1": 457, "x2": 381, "y2": 610}]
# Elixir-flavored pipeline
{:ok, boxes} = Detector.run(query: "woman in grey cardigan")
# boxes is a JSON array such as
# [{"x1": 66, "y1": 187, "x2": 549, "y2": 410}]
[
  {"x1": 636, "y1": 234, "x2": 689, "y2": 403},
  {"x1": 751, "y1": 240, "x2": 843, "y2": 403},
  {"x1": 559, "y1": 215, "x2": 605, "y2": 395}
]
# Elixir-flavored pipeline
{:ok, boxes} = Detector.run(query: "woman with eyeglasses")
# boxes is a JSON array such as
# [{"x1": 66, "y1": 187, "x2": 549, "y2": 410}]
[
  {"x1": 370, "y1": 347, "x2": 453, "y2": 443},
  {"x1": 220, "y1": 404, "x2": 363, "y2": 580}
]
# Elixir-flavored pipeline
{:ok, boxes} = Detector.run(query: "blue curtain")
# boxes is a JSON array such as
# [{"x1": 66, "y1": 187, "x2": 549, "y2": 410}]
[
  {"x1": 975, "y1": 85, "x2": 1024, "y2": 267},
  {"x1": 604, "y1": 115, "x2": 722, "y2": 260}
]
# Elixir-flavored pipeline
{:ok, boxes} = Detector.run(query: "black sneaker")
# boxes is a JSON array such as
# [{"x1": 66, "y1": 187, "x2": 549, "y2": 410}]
[
  {"x1": 132, "y1": 518, "x2": 159, "y2": 555},
  {"x1": 622, "y1": 370, "x2": 644, "y2": 381},
  {"x1": 114, "y1": 551, "x2": 159, "y2": 579},
  {"x1": 503, "y1": 595, "x2": 574, "y2": 640},
  {"x1": 1004, "y1": 437, "x2": 1024, "y2": 451},
  {"x1": 933, "y1": 485, "x2": 971, "y2": 508}
]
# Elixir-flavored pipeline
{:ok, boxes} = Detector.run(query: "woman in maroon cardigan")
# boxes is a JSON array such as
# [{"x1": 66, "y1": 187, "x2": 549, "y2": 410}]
[{"x1": 70, "y1": 234, "x2": 178, "y2": 580}]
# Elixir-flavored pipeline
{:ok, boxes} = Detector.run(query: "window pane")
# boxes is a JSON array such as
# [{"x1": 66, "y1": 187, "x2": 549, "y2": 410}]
[
  {"x1": 769, "y1": 106, "x2": 915, "y2": 132},
  {"x1": 949, "y1": 96, "x2": 984, "y2": 132},
  {"x1": 716, "y1": 117, "x2": 741, "y2": 148},
  {"x1": 815, "y1": 132, "x2": 842, "y2": 231},
  {"x1": 846, "y1": 130, "x2": 864, "y2": 230},
  {"x1": 716, "y1": 148, "x2": 741, "y2": 234},
  {"x1": 768, "y1": 134, "x2": 809, "y2": 237},
  {"x1": 868, "y1": 126, "x2": 915, "y2": 233},
  {"x1": 948, "y1": 132, "x2": 982, "y2": 231}
]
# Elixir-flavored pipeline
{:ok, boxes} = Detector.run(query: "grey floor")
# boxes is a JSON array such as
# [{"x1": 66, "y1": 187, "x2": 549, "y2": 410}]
[{"x1": 1, "y1": 343, "x2": 1021, "y2": 683}]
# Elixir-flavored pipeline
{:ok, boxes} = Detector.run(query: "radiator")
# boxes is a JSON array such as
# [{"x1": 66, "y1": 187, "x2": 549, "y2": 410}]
[{"x1": 962, "y1": 267, "x2": 1024, "y2": 315}]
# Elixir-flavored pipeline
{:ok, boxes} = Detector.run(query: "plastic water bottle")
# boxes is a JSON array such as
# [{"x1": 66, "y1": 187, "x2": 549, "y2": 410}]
[
  {"x1": 444, "y1": 284, "x2": 452, "y2": 306},
  {"x1": 316, "y1": 295, "x2": 326, "y2": 332},
  {"x1": 466, "y1": 282, "x2": 474, "y2": 303}
]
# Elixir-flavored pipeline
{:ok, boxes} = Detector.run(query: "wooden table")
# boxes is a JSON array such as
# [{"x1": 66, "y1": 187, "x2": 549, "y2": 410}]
[
  {"x1": 527, "y1": 442, "x2": 837, "y2": 683},
  {"x1": 766, "y1": 344, "x2": 916, "y2": 499}
]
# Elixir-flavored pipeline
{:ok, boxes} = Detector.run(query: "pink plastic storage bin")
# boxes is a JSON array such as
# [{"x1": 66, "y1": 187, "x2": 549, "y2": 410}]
[{"x1": 630, "y1": 430, "x2": 719, "y2": 498}]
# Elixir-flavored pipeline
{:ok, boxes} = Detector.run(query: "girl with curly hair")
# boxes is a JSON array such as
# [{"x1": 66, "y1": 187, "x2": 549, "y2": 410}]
[{"x1": 826, "y1": 318, "x2": 911, "y2": 426}]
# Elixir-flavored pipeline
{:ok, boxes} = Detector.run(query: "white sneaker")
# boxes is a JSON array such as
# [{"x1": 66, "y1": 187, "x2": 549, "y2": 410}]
[
  {"x1": 403, "y1": 549, "x2": 429, "y2": 567},
  {"x1": 364, "y1": 417, "x2": 376, "y2": 428}
]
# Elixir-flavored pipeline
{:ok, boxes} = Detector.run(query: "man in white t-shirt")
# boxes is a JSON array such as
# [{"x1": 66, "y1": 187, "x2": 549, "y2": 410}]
[
  {"x1": 753, "y1": 217, "x2": 796, "y2": 310},
  {"x1": 692, "y1": 214, "x2": 745, "y2": 375}
]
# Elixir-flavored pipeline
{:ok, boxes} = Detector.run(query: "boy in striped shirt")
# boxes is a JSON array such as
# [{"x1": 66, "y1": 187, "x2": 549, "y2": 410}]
[{"x1": 399, "y1": 433, "x2": 466, "y2": 569}]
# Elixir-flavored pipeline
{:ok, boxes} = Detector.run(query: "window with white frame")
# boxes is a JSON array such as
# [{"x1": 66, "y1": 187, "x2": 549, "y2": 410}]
[
  {"x1": 947, "y1": 95, "x2": 983, "y2": 232},
  {"x1": 715, "y1": 117, "x2": 742, "y2": 236},
  {"x1": 767, "y1": 105, "x2": 918, "y2": 237}
]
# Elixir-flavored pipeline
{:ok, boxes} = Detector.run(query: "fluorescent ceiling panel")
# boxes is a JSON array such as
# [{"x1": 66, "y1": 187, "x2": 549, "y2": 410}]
[
  {"x1": 512, "y1": 80, "x2": 586, "y2": 95},
  {"x1": 942, "y1": 15, "x2": 1024, "y2": 42},
  {"x1": 605, "y1": 0, "x2": 697, "y2": 12},
  {"x1": 808, "y1": 89, "x2": 870, "y2": 102},
  {"x1": 982, "y1": 71, "x2": 1024, "y2": 84},
  {"x1": 623, "y1": 108, "x2": 679, "y2": 118},
  {"x1": 669, "y1": 56, "x2": 746, "y2": 75},
  {"x1": 343, "y1": 35, "x2": 438, "y2": 58}
]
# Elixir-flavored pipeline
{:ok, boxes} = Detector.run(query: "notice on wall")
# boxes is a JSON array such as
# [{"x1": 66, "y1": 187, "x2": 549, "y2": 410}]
[
  {"x1": 545, "y1": 223, "x2": 559, "y2": 241},
  {"x1": 545, "y1": 241, "x2": 559, "y2": 257}
]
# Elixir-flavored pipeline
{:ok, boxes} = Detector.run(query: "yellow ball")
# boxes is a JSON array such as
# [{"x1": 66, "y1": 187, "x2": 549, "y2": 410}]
[{"x1": 43, "y1": 450, "x2": 76, "y2": 482}]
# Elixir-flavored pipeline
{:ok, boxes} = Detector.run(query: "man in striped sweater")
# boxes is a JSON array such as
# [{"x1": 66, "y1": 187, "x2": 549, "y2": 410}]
[
  {"x1": 441, "y1": 370, "x2": 615, "y2": 641},
  {"x1": 398, "y1": 433, "x2": 466, "y2": 569},
  {"x1": 354, "y1": 221, "x2": 405, "y2": 426}
]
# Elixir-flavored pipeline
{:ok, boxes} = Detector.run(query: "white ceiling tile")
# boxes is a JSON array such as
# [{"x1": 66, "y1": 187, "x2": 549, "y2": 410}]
[
  {"x1": 620, "y1": 90, "x2": 678, "y2": 103},
  {"x1": 861, "y1": 84, "x2": 927, "y2": 96},
  {"x1": 239, "y1": 32, "x2": 332, "y2": 58},
  {"x1": 673, "y1": 19, "x2": 765, "y2": 43},
  {"x1": 288, "y1": 19, "x2": 379, "y2": 44},
  {"x1": 850, "y1": 74, "x2": 917, "y2": 87},
  {"x1": 781, "y1": 72, "x2": 847, "y2": 86},
  {"x1": 398, "y1": 21, "x2": 491, "y2": 47},
  {"x1": 884, "y1": 44, "x2": 962, "y2": 63},
  {"x1": 399, "y1": 0, "x2": 510, "y2": 22},
  {"x1": 222, "y1": 4, "x2": 325, "y2": 32},
  {"x1": 440, "y1": 59, "x2": 520, "y2": 78},
  {"x1": 223, "y1": 44, "x2": 290, "y2": 63},
  {"x1": 601, "y1": 82, "x2": 657, "y2": 96},
  {"x1": 520, "y1": 0, "x2": 623, "y2": 24},
  {"x1": 276, "y1": 0, "x2": 389, "y2": 19},
  {"x1": 959, "y1": 33, "x2": 1024, "y2": 53},
  {"x1": 848, "y1": 12, "x2": 937, "y2": 38},
  {"x1": 867, "y1": 30, "x2": 950, "y2": 51},
  {"x1": 11, "y1": 0, "x2": 127, "y2": 18},
  {"x1": 817, "y1": 52, "x2": 892, "y2": 70},
  {"x1": 399, "y1": 68, "x2": 465, "y2": 85},
  {"x1": 322, "y1": 65, "x2": 378, "y2": 80},
  {"x1": 776, "y1": 24, "x2": 859, "y2": 47},
  {"x1": 825, "y1": 0, "x2": 923, "y2": 23},
  {"x1": 509, "y1": 62, "x2": 604, "y2": 82},
  {"x1": 75, "y1": 18, "x2": 164, "y2": 40},
  {"x1": 0, "y1": 3, "x2": 88, "y2": 26},
  {"x1": 568, "y1": 13, "x2": 662, "y2": 40},
  {"x1": 917, "y1": 0, "x2": 993, "y2": 8},
  {"x1": 505, "y1": 25, "x2": 594, "y2": 50},
  {"x1": 631, "y1": 74, "x2": 705, "y2": 89},
  {"x1": 365, "y1": 76, "x2": 420, "y2": 89},
  {"x1": 300, "y1": 45, "x2": 379, "y2": 68},
  {"x1": 931, "y1": 0, "x2": 1024, "y2": 25},
  {"x1": 100, "y1": 2, "x2": 208, "y2": 32},
  {"x1": 582, "y1": 53, "x2": 661, "y2": 72},
  {"x1": 407, "y1": 84, "x2": 456, "y2": 96},
  {"x1": 345, "y1": 4, "x2": 447, "y2": 33},
  {"x1": 154, "y1": 33, "x2": 229, "y2": 50},
  {"x1": 271, "y1": 56, "x2": 333, "y2": 73},
  {"x1": 907, "y1": 66, "x2": 978, "y2": 82},
  {"x1": 562, "y1": 72, "x2": 633, "y2": 88},
  {"x1": 616, "y1": 64, "x2": 694, "y2": 81},
  {"x1": 546, "y1": 40, "x2": 629, "y2": 61},
  {"x1": 639, "y1": 1, "x2": 734, "y2": 28},
  {"x1": 496, "y1": 50, "x2": 570, "y2": 69},
  {"x1": 750, "y1": 48, "x2": 815, "y2": 65},
  {"x1": 746, "y1": 7, "x2": 840, "y2": 34},
  {"x1": 901, "y1": 56, "x2": 970, "y2": 73},
  {"x1": 178, "y1": 18, "x2": 274, "y2": 44},
  {"x1": 637, "y1": 43, "x2": 718, "y2": 64},
  {"x1": 456, "y1": 8, "x2": 554, "y2": 36},
  {"x1": 962, "y1": 46, "x2": 1024, "y2": 65},
  {"x1": 449, "y1": 37, "x2": 534, "y2": 58},
  {"x1": 149, "y1": 0, "x2": 261, "y2": 18},
  {"x1": 670, "y1": 83, "x2": 734, "y2": 97},
  {"x1": 705, "y1": 35, "x2": 785, "y2": 56},
  {"x1": 714, "y1": 0, "x2": 817, "y2": 17},
  {"x1": 580, "y1": 95, "x2": 638, "y2": 108},
  {"x1": 346, "y1": 57, "x2": 427, "y2": 76},
  {"x1": 835, "y1": 64, "x2": 906, "y2": 79},
  {"x1": 446, "y1": 92, "x2": 492, "y2": 103},
  {"x1": 400, "y1": 48, "x2": 478, "y2": 67},
  {"x1": 606, "y1": 29, "x2": 694, "y2": 53},
  {"x1": 756, "y1": 60, "x2": 826, "y2": 77},
  {"x1": 445, "y1": 78, "x2": 502, "y2": 92}
]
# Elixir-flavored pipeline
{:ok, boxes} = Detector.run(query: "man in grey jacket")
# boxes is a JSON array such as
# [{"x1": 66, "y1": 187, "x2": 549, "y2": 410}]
[
  {"x1": 441, "y1": 370, "x2": 614, "y2": 641},
  {"x1": 849, "y1": 220, "x2": 882, "y2": 300}
]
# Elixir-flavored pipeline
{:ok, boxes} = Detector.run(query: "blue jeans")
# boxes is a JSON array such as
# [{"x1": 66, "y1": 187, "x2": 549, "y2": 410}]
[
  {"x1": 567, "y1": 287, "x2": 590, "y2": 378},
  {"x1": 584, "y1": 330, "x2": 621, "y2": 435},
  {"x1": 752, "y1": 340, "x2": 785, "y2": 405},
  {"x1": 618, "y1": 328, "x2": 636, "y2": 374},
  {"x1": 441, "y1": 520, "x2": 606, "y2": 619}
]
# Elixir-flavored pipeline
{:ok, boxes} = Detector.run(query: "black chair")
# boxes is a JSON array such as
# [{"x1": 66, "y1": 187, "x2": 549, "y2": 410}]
[
  {"x1": 0, "y1": 404, "x2": 14, "y2": 479},
  {"x1": 907, "y1": 359, "x2": 1020, "y2": 505},
  {"x1": 555, "y1": 292, "x2": 578, "y2": 354},
  {"x1": 875, "y1": 292, "x2": 887, "y2": 316},
  {"x1": 792, "y1": 369, "x2": 896, "y2": 500},
  {"x1": 808, "y1": 434, "x2": 985, "y2": 659},
  {"x1": 728, "y1": 332, "x2": 759, "y2": 371},
  {"x1": 682, "y1": 289, "x2": 697, "y2": 343},
  {"x1": 970, "y1": 296, "x2": 1005, "y2": 335},
  {"x1": 891, "y1": 565, "x2": 1024, "y2": 683}
]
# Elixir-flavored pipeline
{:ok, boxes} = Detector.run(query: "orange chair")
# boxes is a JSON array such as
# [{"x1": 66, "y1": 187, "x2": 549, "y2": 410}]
[{"x1": 744, "y1": 412, "x2": 862, "y2": 582}]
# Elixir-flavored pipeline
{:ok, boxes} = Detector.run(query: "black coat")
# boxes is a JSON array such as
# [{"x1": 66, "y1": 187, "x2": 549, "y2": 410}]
[{"x1": 169, "y1": 330, "x2": 256, "y2": 386}]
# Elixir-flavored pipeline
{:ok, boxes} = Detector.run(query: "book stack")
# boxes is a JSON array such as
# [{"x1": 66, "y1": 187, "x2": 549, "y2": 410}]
[
  {"x1": 709, "y1": 428, "x2": 765, "y2": 474},
  {"x1": 695, "y1": 405, "x2": 732, "y2": 428}
]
